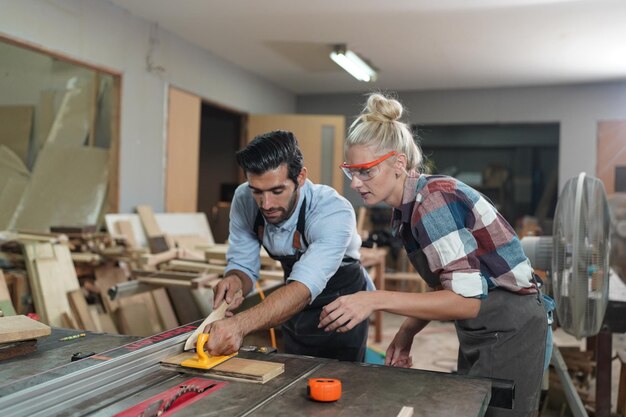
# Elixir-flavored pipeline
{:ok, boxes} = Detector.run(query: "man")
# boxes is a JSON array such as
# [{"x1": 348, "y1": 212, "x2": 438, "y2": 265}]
[{"x1": 205, "y1": 130, "x2": 371, "y2": 362}]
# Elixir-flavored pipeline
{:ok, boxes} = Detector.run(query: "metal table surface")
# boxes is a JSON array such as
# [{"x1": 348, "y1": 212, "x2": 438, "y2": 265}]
[
  {"x1": 0, "y1": 324, "x2": 492, "y2": 417},
  {"x1": 0, "y1": 328, "x2": 138, "y2": 388}
]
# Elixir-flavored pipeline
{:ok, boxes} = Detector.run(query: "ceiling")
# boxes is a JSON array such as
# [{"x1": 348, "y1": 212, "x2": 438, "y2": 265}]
[{"x1": 107, "y1": 0, "x2": 626, "y2": 95}]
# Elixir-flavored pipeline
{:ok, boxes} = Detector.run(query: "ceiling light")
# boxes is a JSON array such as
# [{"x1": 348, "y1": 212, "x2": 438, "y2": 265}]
[{"x1": 330, "y1": 45, "x2": 378, "y2": 82}]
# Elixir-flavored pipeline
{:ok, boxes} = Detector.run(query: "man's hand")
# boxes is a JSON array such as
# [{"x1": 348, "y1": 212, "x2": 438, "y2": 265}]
[
  {"x1": 203, "y1": 317, "x2": 244, "y2": 356},
  {"x1": 385, "y1": 328, "x2": 414, "y2": 368},
  {"x1": 318, "y1": 291, "x2": 372, "y2": 333},
  {"x1": 213, "y1": 275, "x2": 245, "y2": 313}
]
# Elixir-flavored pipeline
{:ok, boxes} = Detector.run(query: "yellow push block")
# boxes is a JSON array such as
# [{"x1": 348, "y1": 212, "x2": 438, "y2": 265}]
[{"x1": 180, "y1": 333, "x2": 237, "y2": 370}]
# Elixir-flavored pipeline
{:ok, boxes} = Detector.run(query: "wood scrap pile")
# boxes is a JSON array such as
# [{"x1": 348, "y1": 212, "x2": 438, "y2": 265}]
[{"x1": 0, "y1": 206, "x2": 284, "y2": 339}]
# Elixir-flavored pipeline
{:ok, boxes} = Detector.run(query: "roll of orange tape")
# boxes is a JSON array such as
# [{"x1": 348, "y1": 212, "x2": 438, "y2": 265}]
[{"x1": 307, "y1": 378, "x2": 342, "y2": 402}]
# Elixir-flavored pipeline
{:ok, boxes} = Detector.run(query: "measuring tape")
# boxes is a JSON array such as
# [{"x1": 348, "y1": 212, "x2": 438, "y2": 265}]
[{"x1": 307, "y1": 378, "x2": 342, "y2": 402}]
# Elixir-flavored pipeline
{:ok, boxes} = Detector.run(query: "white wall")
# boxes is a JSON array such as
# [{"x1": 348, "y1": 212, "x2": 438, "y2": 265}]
[
  {"x1": 0, "y1": 0, "x2": 295, "y2": 212},
  {"x1": 297, "y1": 82, "x2": 626, "y2": 193}
]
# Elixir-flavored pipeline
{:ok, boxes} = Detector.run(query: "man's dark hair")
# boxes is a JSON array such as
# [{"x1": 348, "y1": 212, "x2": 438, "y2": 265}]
[{"x1": 236, "y1": 130, "x2": 304, "y2": 185}]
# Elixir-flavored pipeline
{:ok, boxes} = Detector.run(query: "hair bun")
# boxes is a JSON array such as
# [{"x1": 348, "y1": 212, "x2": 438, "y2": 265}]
[{"x1": 364, "y1": 93, "x2": 403, "y2": 123}]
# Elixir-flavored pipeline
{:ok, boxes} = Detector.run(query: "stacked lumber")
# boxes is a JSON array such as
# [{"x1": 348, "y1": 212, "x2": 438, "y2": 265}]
[{"x1": 0, "y1": 205, "x2": 283, "y2": 339}]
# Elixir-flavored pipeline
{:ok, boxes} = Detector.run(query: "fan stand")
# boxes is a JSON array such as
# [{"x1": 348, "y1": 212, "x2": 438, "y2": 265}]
[
  {"x1": 587, "y1": 300, "x2": 626, "y2": 417},
  {"x1": 552, "y1": 300, "x2": 626, "y2": 417}
]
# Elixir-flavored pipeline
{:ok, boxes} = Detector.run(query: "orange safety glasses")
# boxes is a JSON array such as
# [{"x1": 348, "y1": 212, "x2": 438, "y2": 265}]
[{"x1": 340, "y1": 151, "x2": 397, "y2": 181}]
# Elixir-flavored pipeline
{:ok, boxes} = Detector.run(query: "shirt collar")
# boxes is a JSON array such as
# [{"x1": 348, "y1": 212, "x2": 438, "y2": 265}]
[{"x1": 392, "y1": 172, "x2": 424, "y2": 230}]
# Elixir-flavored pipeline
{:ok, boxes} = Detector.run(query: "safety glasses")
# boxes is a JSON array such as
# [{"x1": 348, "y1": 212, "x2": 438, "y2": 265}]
[{"x1": 340, "y1": 151, "x2": 397, "y2": 181}]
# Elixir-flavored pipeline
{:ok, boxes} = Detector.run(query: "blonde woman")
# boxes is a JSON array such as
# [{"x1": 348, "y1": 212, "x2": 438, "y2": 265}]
[{"x1": 319, "y1": 92, "x2": 547, "y2": 417}]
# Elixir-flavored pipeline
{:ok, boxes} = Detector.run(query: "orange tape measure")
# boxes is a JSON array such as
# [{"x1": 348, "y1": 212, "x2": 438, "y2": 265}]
[{"x1": 307, "y1": 378, "x2": 342, "y2": 402}]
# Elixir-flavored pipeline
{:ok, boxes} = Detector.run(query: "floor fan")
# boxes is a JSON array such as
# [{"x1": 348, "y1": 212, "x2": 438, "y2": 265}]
[{"x1": 522, "y1": 172, "x2": 611, "y2": 417}]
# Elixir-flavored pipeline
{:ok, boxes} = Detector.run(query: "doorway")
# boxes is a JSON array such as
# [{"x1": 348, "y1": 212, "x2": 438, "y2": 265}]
[{"x1": 197, "y1": 102, "x2": 245, "y2": 243}]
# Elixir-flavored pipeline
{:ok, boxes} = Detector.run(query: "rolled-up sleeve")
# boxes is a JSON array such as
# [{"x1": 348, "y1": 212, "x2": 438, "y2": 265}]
[
  {"x1": 289, "y1": 197, "x2": 356, "y2": 301},
  {"x1": 414, "y1": 190, "x2": 486, "y2": 298}
]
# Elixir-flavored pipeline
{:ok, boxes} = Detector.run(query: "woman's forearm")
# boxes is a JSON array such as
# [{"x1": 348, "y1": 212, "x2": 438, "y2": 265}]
[{"x1": 370, "y1": 289, "x2": 481, "y2": 321}]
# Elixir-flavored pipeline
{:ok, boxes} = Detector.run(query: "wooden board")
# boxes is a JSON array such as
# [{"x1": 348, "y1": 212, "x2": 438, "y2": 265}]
[
  {"x1": 0, "y1": 315, "x2": 51, "y2": 344},
  {"x1": 67, "y1": 289, "x2": 98, "y2": 331},
  {"x1": 45, "y1": 77, "x2": 95, "y2": 147},
  {"x1": 0, "y1": 270, "x2": 16, "y2": 316},
  {"x1": 114, "y1": 220, "x2": 139, "y2": 248},
  {"x1": 154, "y1": 213, "x2": 215, "y2": 245},
  {"x1": 152, "y1": 288, "x2": 179, "y2": 330},
  {"x1": 10, "y1": 145, "x2": 109, "y2": 232},
  {"x1": 136, "y1": 205, "x2": 162, "y2": 238},
  {"x1": 161, "y1": 354, "x2": 284, "y2": 384},
  {"x1": 22, "y1": 242, "x2": 80, "y2": 327},
  {"x1": 0, "y1": 145, "x2": 30, "y2": 230},
  {"x1": 166, "y1": 87, "x2": 201, "y2": 213},
  {"x1": 104, "y1": 214, "x2": 147, "y2": 248},
  {"x1": 115, "y1": 292, "x2": 164, "y2": 336},
  {"x1": 94, "y1": 264, "x2": 128, "y2": 314},
  {"x1": 0, "y1": 106, "x2": 34, "y2": 165}
]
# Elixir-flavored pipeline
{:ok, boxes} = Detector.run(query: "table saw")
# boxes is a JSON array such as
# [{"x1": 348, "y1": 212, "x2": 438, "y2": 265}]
[{"x1": 0, "y1": 324, "x2": 504, "y2": 417}]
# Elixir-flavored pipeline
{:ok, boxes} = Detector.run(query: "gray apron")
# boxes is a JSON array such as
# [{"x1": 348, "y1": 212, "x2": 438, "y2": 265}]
[
  {"x1": 399, "y1": 222, "x2": 547, "y2": 417},
  {"x1": 254, "y1": 199, "x2": 368, "y2": 362}
]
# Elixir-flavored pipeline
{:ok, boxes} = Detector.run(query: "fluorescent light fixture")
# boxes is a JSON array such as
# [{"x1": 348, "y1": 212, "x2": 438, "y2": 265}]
[{"x1": 330, "y1": 45, "x2": 378, "y2": 82}]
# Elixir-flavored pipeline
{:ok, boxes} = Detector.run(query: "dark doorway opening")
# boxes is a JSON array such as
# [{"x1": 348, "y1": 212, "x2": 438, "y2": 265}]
[{"x1": 197, "y1": 102, "x2": 245, "y2": 243}]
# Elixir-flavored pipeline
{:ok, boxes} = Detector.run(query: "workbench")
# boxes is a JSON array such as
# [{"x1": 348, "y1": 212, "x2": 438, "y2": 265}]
[{"x1": 0, "y1": 325, "x2": 496, "y2": 417}]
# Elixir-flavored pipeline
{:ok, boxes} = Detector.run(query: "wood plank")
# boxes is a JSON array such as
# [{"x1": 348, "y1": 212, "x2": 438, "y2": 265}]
[
  {"x1": 0, "y1": 270, "x2": 16, "y2": 316},
  {"x1": 34, "y1": 90, "x2": 57, "y2": 156},
  {"x1": 22, "y1": 242, "x2": 80, "y2": 327},
  {"x1": 10, "y1": 146, "x2": 109, "y2": 232},
  {"x1": 0, "y1": 315, "x2": 50, "y2": 344},
  {"x1": 151, "y1": 288, "x2": 179, "y2": 330},
  {"x1": 0, "y1": 106, "x2": 33, "y2": 165},
  {"x1": 166, "y1": 88, "x2": 201, "y2": 212},
  {"x1": 166, "y1": 287, "x2": 202, "y2": 325},
  {"x1": 0, "y1": 145, "x2": 30, "y2": 230},
  {"x1": 97, "y1": 311, "x2": 118, "y2": 334},
  {"x1": 115, "y1": 299, "x2": 160, "y2": 337},
  {"x1": 161, "y1": 355, "x2": 284, "y2": 384},
  {"x1": 104, "y1": 213, "x2": 146, "y2": 248},
  {"x1": 165, "y1": 259, "x2": 213, "y2": 274},
  {"x1": 136, "y1": 205, "x2": 162, "y2": 238},
  {"x1": 148, "y1": 235, "x2": 172, "y2": 254},
  {"x1": 154, "y1": 213, "x2": 215, "y2": 245},
  {"x1": 94, "y1": 264, "x2": 128, "y2": 314},
  {"x1": 114, "y1": 220, "x2": 139, "y2": 249},
  {"x1": 45, "y1": 77, "x2": 95, "y2": 147},
  {"x1": 139, "y1": 249, "x2": 179, "y2": 267},
  {"x1": 67, "y1": 289, "x2": 98, "y2": 331}
]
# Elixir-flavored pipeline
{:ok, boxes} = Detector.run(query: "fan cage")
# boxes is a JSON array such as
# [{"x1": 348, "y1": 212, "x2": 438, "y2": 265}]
[{"x1": 551, "y1": 173, "x2": 610, "y2": 339}]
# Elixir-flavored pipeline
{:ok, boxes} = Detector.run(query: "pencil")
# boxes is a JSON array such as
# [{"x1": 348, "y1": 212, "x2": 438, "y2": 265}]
[{"x1": 59, "y1": 333, "x2": 86, "y2": 341}]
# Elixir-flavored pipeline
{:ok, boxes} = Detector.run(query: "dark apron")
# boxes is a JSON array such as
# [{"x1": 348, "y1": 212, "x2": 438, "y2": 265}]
[
  {"x1": 399, "y1": 222, "x2": 547, "y2": 417},
  {"x1": 254, "y1": 198, "x2": 368, "y2": 362}
]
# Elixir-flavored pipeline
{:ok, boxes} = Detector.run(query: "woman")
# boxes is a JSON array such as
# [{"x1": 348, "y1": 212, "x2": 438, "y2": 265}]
[{"x1": 318, "y1": 92, "x2": 547, "y2": 417}]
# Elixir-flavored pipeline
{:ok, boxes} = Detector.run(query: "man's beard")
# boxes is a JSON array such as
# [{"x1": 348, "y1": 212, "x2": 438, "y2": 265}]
[{"x1": 262, "y1": 184, "x2": 299, "y2": 224}]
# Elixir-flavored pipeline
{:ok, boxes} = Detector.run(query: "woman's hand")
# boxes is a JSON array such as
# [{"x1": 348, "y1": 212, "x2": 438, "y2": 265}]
[
  {"x1": 318, "y1": 291, "x2": 373, "y2": 333},
  {"x1": 385, "y1": 327, "x2": 415, "y2": 368}
]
